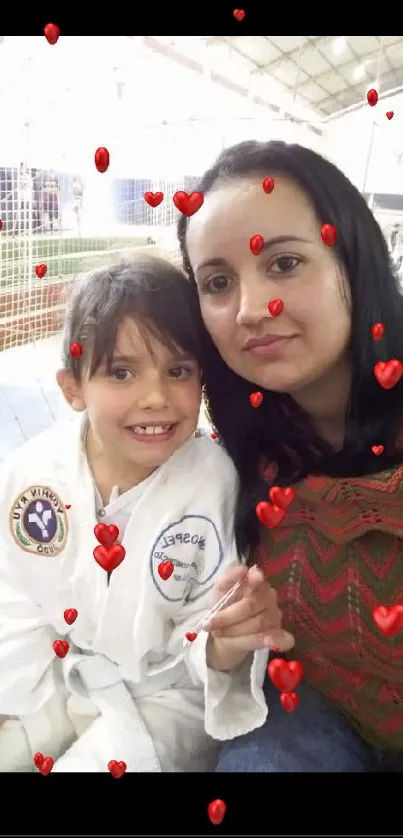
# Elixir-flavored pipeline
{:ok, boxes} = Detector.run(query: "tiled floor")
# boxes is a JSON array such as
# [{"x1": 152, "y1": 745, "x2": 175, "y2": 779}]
[{"x1": 0, "y1": 336, "x2": 212, "y2": 464}]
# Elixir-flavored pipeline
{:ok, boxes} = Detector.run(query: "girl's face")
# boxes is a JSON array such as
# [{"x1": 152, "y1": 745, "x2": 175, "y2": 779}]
[
  {"x1": 58, "y1": 316, "x2": 202, "y2": 481},
  {"x1": 186, "y1": 175, "x2": 352, "y2": 398}
]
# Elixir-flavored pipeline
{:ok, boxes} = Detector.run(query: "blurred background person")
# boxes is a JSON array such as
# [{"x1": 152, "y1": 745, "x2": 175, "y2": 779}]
[
  {"x1": 71, "y1": 175, "x2": 84, "y2": 235},
  {"x1": 13, "y1": 163, "x2": 35, "y2": 236},
  {"x1": 42, "y1": 168, "x2": 60, "y2": 232}
]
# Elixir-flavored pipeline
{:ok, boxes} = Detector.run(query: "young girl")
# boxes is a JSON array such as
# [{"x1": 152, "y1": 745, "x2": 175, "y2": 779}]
[{"x1": 0, "y1": 253, "x2": 292, "y2": 773}]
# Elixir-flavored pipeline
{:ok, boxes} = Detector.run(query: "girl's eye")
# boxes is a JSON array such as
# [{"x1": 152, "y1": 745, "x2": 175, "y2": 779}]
[
  {"x1": 169, "y1": 365, "x2": 195, "y2": 379},
  {"x1": 271, "y1": 256, "x2": 302, "y2": 274},
  {"x1": 111, "y1": 368, "x2": 132, "y2": 381}
]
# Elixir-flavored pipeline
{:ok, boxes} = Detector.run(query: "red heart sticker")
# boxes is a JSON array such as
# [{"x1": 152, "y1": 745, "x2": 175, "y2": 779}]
[
  {"x1": 280, "y1": 691, "x2": 299, "y2": 712},
  {"x1": 250, "y1": 391, "x2": 263, "y2": 408},
  {"x1": 211, "y1": 432, "x2": 218, "y2": 439},
  {"x1": 371, "y1": 445, "x2": 384, "y2": 456},
  {"x1": 144, "y1": 191, "x2": 164, "y2": 208},
  {"x1": 70, "y1": 342, "x2": 83, "y2": 359},
  {"x1": 173, "y1": 191, "x2": 204, "y2": 217},
  {"x1": 233, "y1": 9, "x2": 245, "y2": 20},
  {"x1": 267, "y1": 658, "x2": 304, "y2": 691},
  {"x1": 38, "y1": 756, "x2": 54, "y2": 775},
  {"x1": 94, "y1": 523, "x2": 119, "y2": 548},
  {"x1": 269, "y1": 486, "x2": 296, "y2": 511},
  {"x1": 373, "y1": 605, "x2": 403, "y2": 637},
  {"x1": 53, "y1": 639, "x2": 69, "y2": 659},
  {"x1": 268, "y1": 298, "x2": 283, "y2": 317},
  {"x1": 374, "y1": 360, "x2": 403, "y2": 390},
  {"x1": 250, "y1": 234, "x2": 264, "y2": 255},
  {"x1": 256, "y1": 501, "x2": 285, "y2": 529},
  {"x1": 186, "y1": 632, "x2": 198, "y2": 642},
  {"x1": 386, "y1": 111, "x2": 394, "y2": 120},
  {"x1": 64, "y1": 608, "x2": 78, "y2": 625},
  {"x1": 65, "y1": 504, "x2": 71, "y2": 509},
  {"x1": 44, "y1": 23, "x2": 60, "y2": 45},
  {"x1": 158, "y1": 560, "x2": 174, "y2": 580},
  {"x1": 367, "y1": 88, "x2": 378, "y2": 107},
  {"x1": 34, "y1": 752, "x2": 44, "y2": 768},
  {"x1": 94, "y1": 544, "x2": 126, "y2": 573},
  {"x1": 108, "y1": 760, "x2": 127, "y2": 778},
  {"x1": 95, "y1": 147, "x2": 110, "y2": 173},
  {"x1": 208, "y1": 799, "x2": 227, "y2": 826},
  {"x1": 371, "y1": 322, "x2": 385, "y2": 341},
  {"x1": 321, "y1": 224, "x2": 337, "y2": 247},
  {"x1": 262, "y1": 177, "x2": 275, "y2": 193},
  {"x1": 35, "y1": 263, "x2": 47, "y2": 278}
]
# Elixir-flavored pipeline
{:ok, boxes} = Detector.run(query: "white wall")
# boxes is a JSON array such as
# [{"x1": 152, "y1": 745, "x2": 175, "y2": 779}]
[
  {"x1": 325, "y1": 92, "x2": 403, "y2": 194},
  {"x1": 5, "y1": 33, "x2": 403, "y2": 197},
  {"x1": 0, "y1": 35, "x2": 328, "y2": 179}
]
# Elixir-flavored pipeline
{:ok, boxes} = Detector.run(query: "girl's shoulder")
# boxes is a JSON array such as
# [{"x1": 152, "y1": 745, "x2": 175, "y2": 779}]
[{"x1": 177, "y1": 428, "x2": 239, "y2": 489}]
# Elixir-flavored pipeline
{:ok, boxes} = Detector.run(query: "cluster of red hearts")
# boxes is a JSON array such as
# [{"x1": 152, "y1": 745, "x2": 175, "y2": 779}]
[
  {"x1": 255, "y1": 483, "x2": 296, "y2": 531},
  {"x1": 33, "y1": 752, "x2": 127, "y2": 777},
  {"x1": 93, "y1": 522, "x2": 126, "y2": 573},
  {"x1": 251, "y1": 222, "x2": 337, "y2": 256},
  {"x1": 144, "y1": 177, "x2": 274, "y2": 219},
  {"x1": 144, "y1": 190, "x2": 204, "y2": 218},
  {"x1": 46, "y1": 524, "x2": 129, "y2": 778},
  {"x1": 366, "y1": 87, "x2": 394, "y2": 120},
  {"x1": 35, "y1": 750, "x2": 224, "y2": 822},
  {"x1": 52, "y1": 607, "x2": 78, "y2": 660},
  {"x1": 52, "y1": 523, "x2": 125, "y2": 662},
  {"x1": 371, "y1": 322, "x2": 403, "y2": 388},
  {"x1": 267, "y1": 657, "x2": 303, "y2": 713},
  {"x1": 370, "y1": 323, "x2": 402, "y2": 449},
  {"x1": 156, "y1": 558, "x2": 199, "y2": 643},
  {"x1": 371, "y1": 323, "x2": 403, "y2": 391},
  {"x1": 35, "y1": 748, "x2": 224, "y2": 822}
]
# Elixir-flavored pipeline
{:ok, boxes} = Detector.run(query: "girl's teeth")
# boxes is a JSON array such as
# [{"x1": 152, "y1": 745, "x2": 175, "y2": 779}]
[{"x1": 133, "y1": 425, "x2": 172, "y2": 435}]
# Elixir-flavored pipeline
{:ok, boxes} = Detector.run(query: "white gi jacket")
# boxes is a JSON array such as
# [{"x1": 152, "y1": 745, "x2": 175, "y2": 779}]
[{"x1": 0, "y1": 414, "x2": 268, "y2": 772}]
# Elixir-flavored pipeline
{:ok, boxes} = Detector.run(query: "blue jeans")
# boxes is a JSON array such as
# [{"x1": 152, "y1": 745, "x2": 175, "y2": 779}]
[{"x1": 216, "y1": 676, "x2": 403, "y2": 772}]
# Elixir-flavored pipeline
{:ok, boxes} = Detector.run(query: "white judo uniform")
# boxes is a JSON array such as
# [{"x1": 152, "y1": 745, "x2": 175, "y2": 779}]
[{"x1": 0, "y1": 414, "x2": 269, "y2": 772}]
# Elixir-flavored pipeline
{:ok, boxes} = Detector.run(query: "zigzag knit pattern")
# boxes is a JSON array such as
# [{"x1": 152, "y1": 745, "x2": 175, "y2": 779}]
[{"x1": 259, "y1": 464, "x2": 403, "y2": 750}]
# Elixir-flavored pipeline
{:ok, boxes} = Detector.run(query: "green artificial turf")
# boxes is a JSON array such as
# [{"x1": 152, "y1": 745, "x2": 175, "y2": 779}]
[{"x1": 0, "y1": 235, "x2": 154, "y2": 287}]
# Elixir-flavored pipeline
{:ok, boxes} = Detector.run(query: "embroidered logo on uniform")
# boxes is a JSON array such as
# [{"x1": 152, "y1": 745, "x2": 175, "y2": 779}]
[
  {"x1": 150, "y1": 514, "x2": 224, "y2": 603},
  {"x1": 10, "y1": 486, "x2": 68, "y2": 556}
]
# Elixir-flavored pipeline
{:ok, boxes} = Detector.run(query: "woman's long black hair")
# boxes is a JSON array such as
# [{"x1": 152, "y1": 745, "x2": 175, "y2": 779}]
[{"x1": 177, "y1": 140, "x2": 403, "y2": 558}]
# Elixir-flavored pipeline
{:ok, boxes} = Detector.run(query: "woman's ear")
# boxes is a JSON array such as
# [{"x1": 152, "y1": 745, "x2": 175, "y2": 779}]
[{"x1": 56, "y1": 369, "x2": 86, "y2": 412}]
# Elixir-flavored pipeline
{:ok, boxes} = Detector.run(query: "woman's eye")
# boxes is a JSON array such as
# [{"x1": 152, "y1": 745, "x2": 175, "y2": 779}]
[
  {"x1": 271, "y1": 256, "x2": 302, "y2": 274},
  {"x1": 204, "y1": 275, "x2": 230, "y2": 294}
]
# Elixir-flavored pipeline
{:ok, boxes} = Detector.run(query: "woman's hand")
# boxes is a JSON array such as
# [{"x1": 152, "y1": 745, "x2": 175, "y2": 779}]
[{"x1": 206, "y1": 564, "x2": 294, "y2": 672}]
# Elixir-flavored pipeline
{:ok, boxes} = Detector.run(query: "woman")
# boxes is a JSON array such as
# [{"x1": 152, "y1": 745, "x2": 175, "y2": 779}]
[{"x1": 177, "y1": 139, "x2": 403, "y2": 771}]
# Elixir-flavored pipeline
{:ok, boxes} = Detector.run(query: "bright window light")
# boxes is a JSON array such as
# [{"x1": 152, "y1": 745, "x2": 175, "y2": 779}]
[
  {"x1": 353, "y1": 64, "x2": 365, "y2": 81},
  {"x1": 333, "y1": 37, "x2": 347, "y2": 56}
]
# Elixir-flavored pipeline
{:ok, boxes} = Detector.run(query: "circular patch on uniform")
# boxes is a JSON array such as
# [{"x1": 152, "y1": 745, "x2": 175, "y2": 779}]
[
  {"x1": 10, "y1": 486, "x2": 69, "y2": 556},
  {"x1": 150, "y1": 514, "x2": 224, "y2": 603}
]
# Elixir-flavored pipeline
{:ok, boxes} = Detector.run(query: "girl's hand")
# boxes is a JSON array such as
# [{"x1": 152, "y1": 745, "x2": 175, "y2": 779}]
[{"x1": 206, "y1": 564, "x2": 294, "y2": 672}]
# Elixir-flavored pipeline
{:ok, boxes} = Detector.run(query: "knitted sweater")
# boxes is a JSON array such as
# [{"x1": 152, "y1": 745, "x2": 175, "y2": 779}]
[{"x1": 259, "y1": 461, "x2": 403, "y2": 751}]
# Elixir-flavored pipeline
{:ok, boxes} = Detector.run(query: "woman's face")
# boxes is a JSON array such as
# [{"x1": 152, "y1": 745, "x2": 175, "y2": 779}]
[{"x1": 186, "y1": 174, "x2": 351, "y2": 396}]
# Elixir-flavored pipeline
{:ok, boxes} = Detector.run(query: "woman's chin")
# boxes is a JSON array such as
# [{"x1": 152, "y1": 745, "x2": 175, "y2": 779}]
[{"x1": 244, "y1": 369, "x2": 302, "y2": 395}]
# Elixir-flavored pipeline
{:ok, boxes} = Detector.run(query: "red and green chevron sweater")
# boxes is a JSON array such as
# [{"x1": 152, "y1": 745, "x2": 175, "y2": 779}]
[{"x1": 259, "y1": 461, "x2": 403, "y2": 751}]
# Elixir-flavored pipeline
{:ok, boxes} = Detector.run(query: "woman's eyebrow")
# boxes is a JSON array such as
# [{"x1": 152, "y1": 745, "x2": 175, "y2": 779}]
[{"x1": 196, "y1": 236, "x2": 313, "y2": 271}]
